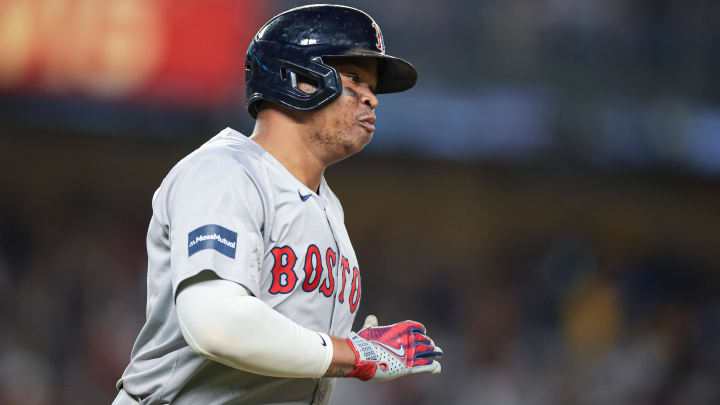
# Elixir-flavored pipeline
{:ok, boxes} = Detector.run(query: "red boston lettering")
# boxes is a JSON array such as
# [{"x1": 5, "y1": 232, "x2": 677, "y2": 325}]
[
  {"x1": 349, "y1": 266, "x2": 361, "y2": 313},
  {"x1": 338, "y1": 256, "x2": 350, "y2": 303},
  {"x1": 319, "y1": 248, "x2": 336, "y2": 297},
  {"x1": 268, "y1": 246, "x2": 298, "y2": 294},
  {"x1": 302, "y1": 245, "x2": 323, "y2": 292}
]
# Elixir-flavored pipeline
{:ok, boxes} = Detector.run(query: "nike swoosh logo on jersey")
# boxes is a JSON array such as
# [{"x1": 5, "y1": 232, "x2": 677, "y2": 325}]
[
  {"x1": 374, "y1": 341, "x2": 405, "y2": 357},
  {"x1": 298, "y1": 190, "x2": 312, "y2": 201},
  {"x1": 317, "y1": 333, "x2": 327, "y2": 346}
]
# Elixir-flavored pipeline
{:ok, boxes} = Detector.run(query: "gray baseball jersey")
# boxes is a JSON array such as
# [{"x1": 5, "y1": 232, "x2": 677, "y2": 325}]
[{"x1": 115, "y1": 128, "x2": 361, "y2": 405}]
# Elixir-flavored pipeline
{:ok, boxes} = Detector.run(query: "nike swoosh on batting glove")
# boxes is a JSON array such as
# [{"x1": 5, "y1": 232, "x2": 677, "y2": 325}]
[{"x1": 345, "y1": 316, "x2": 443, "y2": 381}]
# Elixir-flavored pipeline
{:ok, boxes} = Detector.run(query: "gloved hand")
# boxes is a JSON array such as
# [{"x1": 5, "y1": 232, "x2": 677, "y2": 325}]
[{"x1": 345, "y1": 315, "x2": 443, "y2": 381}]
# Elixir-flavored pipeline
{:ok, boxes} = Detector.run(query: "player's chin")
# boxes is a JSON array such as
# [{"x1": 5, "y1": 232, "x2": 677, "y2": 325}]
[
  {"x1": 356, "y1": 134, "x2": 373, "y2": 154},
  {"x1": 355, "y1": 126, "x2": 374, "y2": 146},
  {"x1": 341, "y1": 133, "x2": 372, "y2": 157}
]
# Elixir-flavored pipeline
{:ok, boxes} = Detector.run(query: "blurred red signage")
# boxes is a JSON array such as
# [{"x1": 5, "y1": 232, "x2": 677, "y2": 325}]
[{"x1": 0, "y1": 0, "x2": 268, "y2": 107}]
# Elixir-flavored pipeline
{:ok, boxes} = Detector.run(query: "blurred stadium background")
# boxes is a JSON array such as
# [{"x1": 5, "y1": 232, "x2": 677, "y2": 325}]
[{"x1": 1, "y1": 0, "x2": 719, "y2": 404}]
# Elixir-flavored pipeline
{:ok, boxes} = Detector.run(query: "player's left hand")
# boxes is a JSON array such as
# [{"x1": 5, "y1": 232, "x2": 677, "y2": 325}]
[{"x1": 345, "y1": 315, "x2": 443, "y2": 381}]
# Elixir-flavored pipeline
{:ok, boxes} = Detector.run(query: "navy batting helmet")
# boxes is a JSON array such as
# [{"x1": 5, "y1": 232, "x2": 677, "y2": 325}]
[{"x1": 245, "y1": 4, "x2": 417, "y2": 119}]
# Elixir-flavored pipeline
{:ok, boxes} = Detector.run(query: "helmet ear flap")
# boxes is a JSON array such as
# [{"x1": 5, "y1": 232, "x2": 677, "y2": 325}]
[
  {"x1": 246, "y1": 54, "x2": 340, "y2": 118},
  {"x1": 247, "y1": 57, "x2": 342, "y2": 118},
  {"x1": 277, "y1": 59, "x2": 340, "y2": 103}
]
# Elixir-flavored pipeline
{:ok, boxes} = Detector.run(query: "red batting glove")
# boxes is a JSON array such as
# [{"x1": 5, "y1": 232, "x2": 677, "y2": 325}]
[{"x1": 345, "y1": 315, "x2": 443, "y2": 381}]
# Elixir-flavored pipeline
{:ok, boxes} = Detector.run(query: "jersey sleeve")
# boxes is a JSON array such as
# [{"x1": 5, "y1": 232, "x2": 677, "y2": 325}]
[{"x1": 163, "y1": 151, "x2": 265, "y2": 297}]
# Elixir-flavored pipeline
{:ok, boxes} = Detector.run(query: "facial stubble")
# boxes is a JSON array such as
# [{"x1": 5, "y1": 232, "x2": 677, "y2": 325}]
[{"x1": 311, "y1": 89, "x2": 370, "y2": 157}]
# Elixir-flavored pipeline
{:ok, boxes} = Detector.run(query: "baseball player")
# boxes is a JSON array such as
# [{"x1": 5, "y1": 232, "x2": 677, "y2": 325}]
[{"x1": 113, "y1": 5, "x2": 442, "y2": 405}]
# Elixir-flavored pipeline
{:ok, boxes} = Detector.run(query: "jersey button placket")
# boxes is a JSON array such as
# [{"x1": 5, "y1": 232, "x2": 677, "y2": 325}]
[{"x1": 321, "y1": 202, "x2": 341, "y2": 335}]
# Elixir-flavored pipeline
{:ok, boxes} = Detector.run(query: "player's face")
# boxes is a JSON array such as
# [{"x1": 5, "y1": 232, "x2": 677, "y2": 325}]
[{"x1": 302, "y1": 57, "x2": 379, "y2": 163}]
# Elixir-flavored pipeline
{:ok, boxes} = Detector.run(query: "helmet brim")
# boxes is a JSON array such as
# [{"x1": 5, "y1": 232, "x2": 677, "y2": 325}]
[{"x1": 321, "y1": 51, "x2": 418, "y2": 94}]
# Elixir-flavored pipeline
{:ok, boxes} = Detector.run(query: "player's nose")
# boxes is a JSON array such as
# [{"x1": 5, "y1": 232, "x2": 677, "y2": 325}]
[{"x1": 360, "y1": 87, "x2": 379, "y2": 110}]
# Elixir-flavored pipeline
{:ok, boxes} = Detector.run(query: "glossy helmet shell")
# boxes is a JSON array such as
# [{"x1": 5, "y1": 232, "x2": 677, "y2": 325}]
[{"x1": 245, "y1": 4, "x2": 417, "y2": 118}]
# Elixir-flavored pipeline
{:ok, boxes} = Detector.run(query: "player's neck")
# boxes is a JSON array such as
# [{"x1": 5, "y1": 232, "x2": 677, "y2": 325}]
[{"x1": 250, "y1": 113, "x2": 326, "y2": 192}]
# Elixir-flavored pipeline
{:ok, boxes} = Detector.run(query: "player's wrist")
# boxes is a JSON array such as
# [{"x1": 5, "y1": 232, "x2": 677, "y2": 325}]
[
  {"x1": 344, "y1": 334, "x2": 379, "y2": 381},
  {"x1": 323, "y1": 336, "x2": 356, "y2": 378}
]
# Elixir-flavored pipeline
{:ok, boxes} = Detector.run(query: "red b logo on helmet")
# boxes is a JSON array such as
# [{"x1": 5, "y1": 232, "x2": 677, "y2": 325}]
[{"x1": 371, "y1": 22, "x2": 385, "y2": 53}]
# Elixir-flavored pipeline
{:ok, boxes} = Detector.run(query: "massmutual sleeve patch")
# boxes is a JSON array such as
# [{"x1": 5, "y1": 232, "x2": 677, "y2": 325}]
[{"x1": 188, "y1": 224, "x2": 238, "y2": 259}]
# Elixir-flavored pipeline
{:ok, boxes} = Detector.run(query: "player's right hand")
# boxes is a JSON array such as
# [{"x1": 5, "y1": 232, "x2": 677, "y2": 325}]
[{"x1": 345, "y1": 315, "x2": 443, "y2": 381}]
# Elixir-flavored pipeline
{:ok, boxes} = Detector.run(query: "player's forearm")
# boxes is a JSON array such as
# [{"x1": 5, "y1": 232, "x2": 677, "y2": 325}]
[{"x1": 176, "y1": 277, "x2": 334, "y2": 378}]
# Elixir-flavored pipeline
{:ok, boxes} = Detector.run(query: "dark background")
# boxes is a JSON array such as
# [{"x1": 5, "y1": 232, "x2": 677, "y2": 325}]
[{"x1": 1, "y1": 1, "x2": 719, "y2": 404}]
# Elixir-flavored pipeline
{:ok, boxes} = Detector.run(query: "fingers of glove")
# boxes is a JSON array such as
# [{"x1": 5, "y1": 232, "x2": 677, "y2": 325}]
[
  {"x1": 413, "y1": 357, "x2": 434, "y2": 367},
  {"x1": 409, "y1": 360, "x2": 441, "y2": 375},
  {"x1": 417, "y1": 348, "x2": 443, "y2": 360},
  {"x1": 402, "y1": 320, "x2": 426, "y2": 334},
  {"x1": 361, "y1": 315, "x2": 378, "y2": 331},
  {"x1": 413, "y1": 333, "x2": 441, "y2": 356},
  {"x1": 430, "y1": 344, "x2": 444, "y2": 358},
  {"x1": 386, "y1": 320, "x2": 425, "y2": 333},
  {"x1": 414, "y1": 333, "x2": 433, "y2": 345},
  {"x1": 414, "y1": 343, "x2": 437, "y2": 355},
  {"x1": 362, "y1": 321, "x2": 425, "y2": 344}
]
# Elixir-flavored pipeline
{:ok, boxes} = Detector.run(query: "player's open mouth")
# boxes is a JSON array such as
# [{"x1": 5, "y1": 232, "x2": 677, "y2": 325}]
[
  {"x1": 358, "y1": 121, "x2": 375, "y2": 132},
  {"x1": 358, "y1": 116, "x2": 376, "y2": 132}
]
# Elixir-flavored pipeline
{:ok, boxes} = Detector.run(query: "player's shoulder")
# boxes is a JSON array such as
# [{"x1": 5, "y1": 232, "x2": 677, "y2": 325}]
[
  {"x1": 158, "y1": 128, "x2": 268, "y2": 189},
  {"x1": 153, "y1": 128, "x2": 268, "y2": 205},
  {"x1": 179, "y1": 128, "x2": 264, "y2": 172}
]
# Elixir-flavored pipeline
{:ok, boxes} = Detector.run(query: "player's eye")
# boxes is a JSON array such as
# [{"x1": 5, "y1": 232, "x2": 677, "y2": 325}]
[
  {"x1": 343, "y1": 72, "x2": 376, "y2": 94},
  {"x1": 343, "y1": 73, "x2": 359, "y2": 82}
]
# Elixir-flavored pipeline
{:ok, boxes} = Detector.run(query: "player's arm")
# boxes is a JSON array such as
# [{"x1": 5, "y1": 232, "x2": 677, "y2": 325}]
[
  {"x1": 176, "y1": 271, "x2": 337, "y2": 378},
  {"x1": 175, "y1": 272, "x2": 442, "y2": 380}
]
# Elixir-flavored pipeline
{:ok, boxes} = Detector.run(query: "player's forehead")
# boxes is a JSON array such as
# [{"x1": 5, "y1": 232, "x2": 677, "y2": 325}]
[{"x1": 324, "y1": 57, "x2": 378, "y2": 83}]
